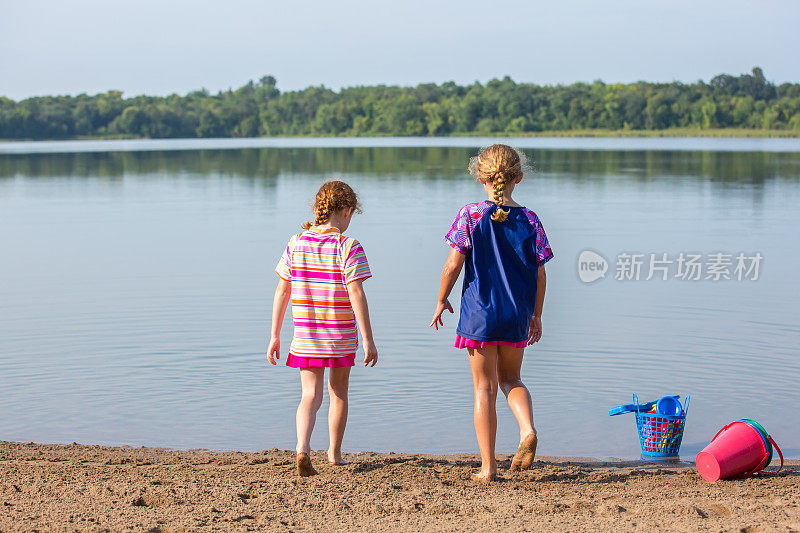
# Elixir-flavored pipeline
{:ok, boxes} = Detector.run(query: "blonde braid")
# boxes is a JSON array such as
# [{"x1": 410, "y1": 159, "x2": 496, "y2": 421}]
[
  {"x1": 490, "y1": 170, "x2": 509, "y2": 222},
  {"x1": 467, "y1": 144, "x2": 524, "y2": 224}
]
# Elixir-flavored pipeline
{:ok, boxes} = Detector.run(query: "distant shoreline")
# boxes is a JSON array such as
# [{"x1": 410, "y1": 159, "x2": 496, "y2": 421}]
[
  {"x1": 4, "y1": 69, "x2": 799, "y2": 142},
  {"x1": 3, "y1": 135, "x2": 800, "y2": 157},
  {"x1": 2, "y1": 129, "x2": 799, "y2": 143}
]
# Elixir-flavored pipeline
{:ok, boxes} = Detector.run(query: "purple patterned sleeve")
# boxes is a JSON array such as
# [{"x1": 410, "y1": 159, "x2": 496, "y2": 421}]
[
  {"x1": 524, "y1": 209, "x2": 554, "y2": 265},
  {"x1": 444, "y1": 205, "x2": 472, "y2": 254}
]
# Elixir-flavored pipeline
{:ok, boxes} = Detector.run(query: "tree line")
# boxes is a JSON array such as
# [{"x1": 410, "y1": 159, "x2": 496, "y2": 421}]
[{"x1": 2, "y1": 68, "x2": 799, "y2": 140}]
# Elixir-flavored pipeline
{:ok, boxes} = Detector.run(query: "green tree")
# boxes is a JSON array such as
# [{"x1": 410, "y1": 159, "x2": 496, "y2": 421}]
[{"x1": 1, "y1": 68, "x2": 798, "y2": 140}]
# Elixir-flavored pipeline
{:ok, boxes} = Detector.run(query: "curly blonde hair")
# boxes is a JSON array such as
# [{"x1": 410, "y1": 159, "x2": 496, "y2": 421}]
[
  {"x1": 301, "y1": 180, "x2": 362, "y2": 230},
  {"x1": 468, "y1": 144, "x2": 526, "y2": 222}
]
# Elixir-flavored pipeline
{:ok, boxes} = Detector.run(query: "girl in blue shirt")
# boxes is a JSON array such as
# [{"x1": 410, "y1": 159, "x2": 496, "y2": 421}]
[{"x1": 430, "y1": 144, "x2": 553, "y2": 482}]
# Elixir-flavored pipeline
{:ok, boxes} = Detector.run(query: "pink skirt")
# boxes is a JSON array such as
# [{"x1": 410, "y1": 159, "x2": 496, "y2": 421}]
[
  {"x1": 454, "y1": 334, "x2": 527, "y2": 349},
  {"x1": 286, "y1": 353, "x2": 356, "y2": 368}
]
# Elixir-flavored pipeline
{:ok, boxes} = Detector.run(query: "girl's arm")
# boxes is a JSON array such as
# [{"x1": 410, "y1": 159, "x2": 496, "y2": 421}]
[
  {"x1": 267, "y1": 278, "x2": 291, "y2": 365},
  {"x1": 528, "y1": 265, "x2": 546, "y2": 345},
  {"x1": 430, "y1": 248, "x2": 466, "y2": 330},
  {"x1": 346, "y1": 280, "x2": 378, "y2": 367}
]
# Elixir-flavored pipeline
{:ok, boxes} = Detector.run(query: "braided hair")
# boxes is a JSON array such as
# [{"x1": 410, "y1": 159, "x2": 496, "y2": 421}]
[
  {"x1": 301, "y1": 180, "x2": 362, "y2": 230},
  {"x1": 468, "y1": 144, "x2": 524, "y2": 222}
]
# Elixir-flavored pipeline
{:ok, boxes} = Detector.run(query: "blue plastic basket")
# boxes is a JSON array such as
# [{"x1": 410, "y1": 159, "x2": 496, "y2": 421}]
[{"x1": 634, "y1": 393, "x2": 690, "y2": 457}]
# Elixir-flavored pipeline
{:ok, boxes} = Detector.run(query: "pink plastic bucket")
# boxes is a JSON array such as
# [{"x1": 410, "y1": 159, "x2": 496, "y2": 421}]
[{"x1": 696, "y1": 420, "x2": 783, "y2": 482}]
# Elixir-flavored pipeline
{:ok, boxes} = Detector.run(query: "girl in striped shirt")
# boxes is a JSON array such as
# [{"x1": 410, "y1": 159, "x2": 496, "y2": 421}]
[{"x1": 268, "y1": 180, "x2": 377, "y2": 477}]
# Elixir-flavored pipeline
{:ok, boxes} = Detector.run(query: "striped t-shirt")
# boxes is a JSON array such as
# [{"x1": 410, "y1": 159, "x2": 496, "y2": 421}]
[{"x1": 275, "y1": 226, "x2": 371, "y2": 358}]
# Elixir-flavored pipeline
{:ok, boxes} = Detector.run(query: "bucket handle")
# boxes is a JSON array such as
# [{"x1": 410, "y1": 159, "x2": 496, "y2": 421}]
[
  {"x1": 747, "y1": 435, "x2": 784, "y2": 477},
  {"x1": 633, "y1": 392, "x2": 688, "y2": 416},
  {"x1": 710, "y1": 421, "x2": 735, "y2": 442},
  {"x1": 632, "y1": 394, "x2": 689, "y2": 415},
  {"x1": 740, "y1": 452, "x2": 769, "y2": 479},
  {"x1": 710, "y1": 423, "x2": 784, "y2": 478},
  {"x1": 760, "y1": 435, "x2": 784, "y2": 476}
]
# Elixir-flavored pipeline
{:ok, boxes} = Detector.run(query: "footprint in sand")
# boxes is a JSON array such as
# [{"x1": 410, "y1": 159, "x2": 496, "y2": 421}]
[{"x1": 705, "y1": 503, "x2": 732, "y2": 518}]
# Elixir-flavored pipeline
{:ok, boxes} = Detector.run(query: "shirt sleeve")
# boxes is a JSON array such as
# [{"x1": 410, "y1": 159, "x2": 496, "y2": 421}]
[
  {"x1": 525, "y1": 210, "x2": 554, "y2": 266},
  {"x1": 275, "y1": 235, "x2": 296, "y2": 281},
  {"x1": 444, "y1": 205, "x2": 472, "y2": 254},
  {"x1": 342, "y1": 238, "x2": 371, "y2": 284}
]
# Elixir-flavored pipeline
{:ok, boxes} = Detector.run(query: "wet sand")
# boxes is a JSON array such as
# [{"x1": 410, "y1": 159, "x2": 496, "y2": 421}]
[{"x1": 1, "y1": 441, "x2": 797, "y2": 531}]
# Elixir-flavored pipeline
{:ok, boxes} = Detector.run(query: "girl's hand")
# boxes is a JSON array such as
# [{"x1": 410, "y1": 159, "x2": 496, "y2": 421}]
[
  {"x1": 363, "y1": 339, "x2": 378, "y2": 367},
  {"x1": 528, "y1": 316, "x2": 542, "y2": 345},
  {"x1": 267, "y1": 337, "x2": 280, "y2": 365},
  {"x1": 429, "y1": 299, "x2": 454, "y2": 330}
]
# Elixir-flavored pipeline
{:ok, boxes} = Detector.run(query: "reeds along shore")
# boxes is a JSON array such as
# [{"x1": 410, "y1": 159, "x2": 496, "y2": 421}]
[{"x1": 1, "y1": 441, "x2": 798, "y2": 532}]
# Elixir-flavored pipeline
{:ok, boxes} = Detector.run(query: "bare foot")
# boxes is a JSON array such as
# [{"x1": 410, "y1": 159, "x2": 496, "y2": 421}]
[
  {"x1": 510, "y1": 431, "x2": 538, "y2": 472},
  {"x1": 471, "y1": 469, "x2": 497, "y2": 483},
  {"x1": 296, "y1": 452, "x2": 318, "y2": 477},
  {"x1": 327, "y1": 453, "x2": 350, "y2": 466}
]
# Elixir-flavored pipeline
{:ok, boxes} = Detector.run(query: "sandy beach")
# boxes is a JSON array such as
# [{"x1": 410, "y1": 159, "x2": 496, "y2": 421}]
[{"x1": 0, "y1": 441, "x2": 797, "y2": 532}]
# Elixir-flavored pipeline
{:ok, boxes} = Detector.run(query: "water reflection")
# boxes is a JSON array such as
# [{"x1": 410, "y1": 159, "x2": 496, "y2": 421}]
[{"x1": 2, "y1": 148, "x2": 800, "y2": 188}]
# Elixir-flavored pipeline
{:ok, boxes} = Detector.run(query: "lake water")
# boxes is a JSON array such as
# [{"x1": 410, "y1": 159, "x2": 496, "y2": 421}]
[{"x1": 1, "y1": 137, "x2": 799, "y2": 459}]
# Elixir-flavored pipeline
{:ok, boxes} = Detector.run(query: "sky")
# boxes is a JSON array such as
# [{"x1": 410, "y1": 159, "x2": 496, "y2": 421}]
[{"x1": 2, "y1": 0, "x2": 799, "y2": 100}]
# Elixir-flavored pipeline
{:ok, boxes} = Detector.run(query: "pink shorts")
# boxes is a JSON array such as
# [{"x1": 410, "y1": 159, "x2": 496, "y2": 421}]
[
  {"x1": 286, "y1": 353, "x2": 356, "y2": 368},
  {"x1": 454, "y1": 334, "x2": 527, "y2": 349}
]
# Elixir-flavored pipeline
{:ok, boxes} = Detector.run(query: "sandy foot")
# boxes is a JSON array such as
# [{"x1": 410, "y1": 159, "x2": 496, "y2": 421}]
[
  {"x1": 296, "y1": 452, "x2": 318, "y2": 477},
  {"x1": 510, "y1": 431, "x2": 538, "y2": 472},
  {"x1": 470, "y1": 470, "x2": 498, "y2": 483}
]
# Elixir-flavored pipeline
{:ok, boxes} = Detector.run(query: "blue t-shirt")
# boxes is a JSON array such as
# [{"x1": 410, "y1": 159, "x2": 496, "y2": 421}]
[{"x1": 444, "y1": 201, "x2": 554, "y2": 343}]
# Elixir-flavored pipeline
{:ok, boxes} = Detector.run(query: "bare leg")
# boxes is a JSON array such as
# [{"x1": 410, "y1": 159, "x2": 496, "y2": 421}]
[
  {"x1": 497, "y1": 345, "x2": 537, "y2": 471},
  {"x1": 296, "y1": 367, "x2": 324, "y2": 476},
  {"x1": 467, "y1": 346, "x2": 499, "y2": 482},
  {"x1": 327, "y1": 366, "x2": 351, "y2": 465}
]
